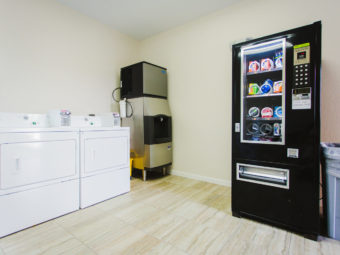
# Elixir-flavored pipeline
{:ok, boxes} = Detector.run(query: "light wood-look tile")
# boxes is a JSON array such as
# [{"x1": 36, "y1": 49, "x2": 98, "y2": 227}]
[
  {"x1": 0, "y1": 222, "x2": 89, "y2": 255},
  {"x1": 141, "y1": 241, "x2": 187, "y2": 255},
  {"x1": 0, "y1": 245, "x2": 6, "y2": 255},
  {"x1": 0, "y1": 175, "x2": 340, "y2": 255}
]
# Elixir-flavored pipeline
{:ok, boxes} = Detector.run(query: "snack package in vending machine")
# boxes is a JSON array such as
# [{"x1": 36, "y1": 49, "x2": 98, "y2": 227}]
[
  {"x1": 273, "y1": 81, "x2": 283, "y2": 93},
  {"x1": 248, "y1": 107, "x2": 260, "y2": 117},
  {"x1": 261, "y1": 107, "x2": 273, "y2": 118},
  {"x1": 273, "y1": 123, "x2": 281, "y2": 136},
  {"x1": 260, "y1": 79, "x2": 273, "y2": 94},
  {"x1": 248, "y1": 61, "x2": 260, "y2": 73},
  {"x1": 273, "y1": 106, "x2": 282, "y2": 118},
  {"x1": 261, "y1": 58, "x2": 274, "y2": 71},
  {"x1": 249, "y1": 83, "x2": 260, "y2": 95},
  {"x1": 275, "y1": 51, "x2": 283, "y2": 68}
]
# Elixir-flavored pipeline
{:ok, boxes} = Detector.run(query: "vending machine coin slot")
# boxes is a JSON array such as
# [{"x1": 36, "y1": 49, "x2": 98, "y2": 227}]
[{"x1": 292, "y1": 87, "x2": 312, "y2": 110}]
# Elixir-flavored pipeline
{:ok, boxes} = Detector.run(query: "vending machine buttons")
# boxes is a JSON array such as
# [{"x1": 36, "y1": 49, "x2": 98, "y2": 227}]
[
  {"x1": 293, "y1": 43, "x2": 311, "y2": 87},
  {"x1": 294, "y1": 64, "x2": 309, "y2": 87}
]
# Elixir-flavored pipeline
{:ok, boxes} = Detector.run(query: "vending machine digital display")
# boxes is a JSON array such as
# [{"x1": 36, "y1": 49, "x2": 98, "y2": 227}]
[{"x1": 232, "y1": 22, "x2": 321, "y2": 240}]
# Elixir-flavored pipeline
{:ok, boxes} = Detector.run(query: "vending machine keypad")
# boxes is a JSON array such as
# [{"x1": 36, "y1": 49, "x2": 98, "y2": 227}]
[
  {"x1": 292, "y1": 43, "x2": 312, "y2": 109},
  {"x1": 294, "y1": 64, "x2": 310, "y2": 87},
  {"x1": 293, "y1": 43, "x2": 311, "y2": 88}
]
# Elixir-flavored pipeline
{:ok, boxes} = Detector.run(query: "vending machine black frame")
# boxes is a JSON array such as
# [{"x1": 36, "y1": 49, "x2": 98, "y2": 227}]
[{"x1": 231, "y1": 21, "x2": 321, "y2": 240}]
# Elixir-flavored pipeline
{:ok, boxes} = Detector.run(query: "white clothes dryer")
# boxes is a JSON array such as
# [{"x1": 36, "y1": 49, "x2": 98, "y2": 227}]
[
  {"x1": 0, "y1": 113, "x2": 80, "y2": 237},
  {"x1": 79, "y1": 127, "x2": 130, "y2": 208}
]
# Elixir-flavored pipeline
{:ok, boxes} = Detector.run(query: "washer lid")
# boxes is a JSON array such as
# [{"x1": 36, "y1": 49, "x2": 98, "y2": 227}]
[
  {"x1": 79, "y1": 127, "x2": 129, "y2": 132},
  {"x1": 0, "y1": 127, "x2": 79, "y2": 133}
]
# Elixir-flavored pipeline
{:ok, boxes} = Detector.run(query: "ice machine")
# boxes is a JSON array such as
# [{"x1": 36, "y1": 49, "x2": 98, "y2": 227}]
[{"x1": 121, "y1": 62, "x2": 172, "y2": 181}]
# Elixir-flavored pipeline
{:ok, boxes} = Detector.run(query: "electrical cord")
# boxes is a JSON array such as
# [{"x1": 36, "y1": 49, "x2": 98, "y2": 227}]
[
  {"x1": 126, "y1": 100, "x2": 133, "y2": 118},
  {"x1": 111, "y1": 87, "x2": 133, "y2": 118},
  {"x1": 112, "y1": 87, "x2": 121, "y2": 103}
]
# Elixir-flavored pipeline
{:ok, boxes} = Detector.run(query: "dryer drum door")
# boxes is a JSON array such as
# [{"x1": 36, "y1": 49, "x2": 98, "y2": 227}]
[{"x1": 1, "y1": 139, "x2": 77, "y2": 190}]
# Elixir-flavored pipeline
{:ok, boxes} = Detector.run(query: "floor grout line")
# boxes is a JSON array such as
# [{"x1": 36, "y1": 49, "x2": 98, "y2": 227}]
[{"x1": 56, "y1": 222, "x2": 99, "y2": 255}]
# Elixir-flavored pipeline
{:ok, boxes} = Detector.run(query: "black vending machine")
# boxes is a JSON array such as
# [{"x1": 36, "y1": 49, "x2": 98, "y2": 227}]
[{"x1": 231, "y1": 22, "x2": 321, "y2": 240}]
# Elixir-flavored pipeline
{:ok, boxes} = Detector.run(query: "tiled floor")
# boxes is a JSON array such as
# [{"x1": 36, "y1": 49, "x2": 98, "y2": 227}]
[{"x1": 0, "y1": 175, "x2": 339, "y2": 255}]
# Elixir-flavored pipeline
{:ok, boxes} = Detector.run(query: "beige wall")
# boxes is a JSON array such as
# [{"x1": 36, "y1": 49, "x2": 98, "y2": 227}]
[
  {"x1": 139, "y1": 0, "x2": 340, "y2": 185},
  {"x1": 1, "y1": 0, "x2": 339, "y2": 185},
  {"x1": 0, "y1": 0, "x2": 138, "y2": 115}
]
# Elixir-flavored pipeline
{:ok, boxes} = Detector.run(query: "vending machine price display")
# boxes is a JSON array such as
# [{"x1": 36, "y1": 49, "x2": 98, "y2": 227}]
[{"x1": 297, "y1": 51, "x2": 306, "y2": 59}]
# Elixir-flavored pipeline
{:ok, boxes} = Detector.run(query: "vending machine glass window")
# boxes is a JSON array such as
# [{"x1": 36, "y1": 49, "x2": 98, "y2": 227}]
[{"x1": 240, "y1": 39, "x2": 286, "y2": 145}]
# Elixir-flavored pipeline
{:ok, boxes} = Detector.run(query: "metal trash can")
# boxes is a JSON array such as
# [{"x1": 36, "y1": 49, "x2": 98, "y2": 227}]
[{"x1": 321, "y1": 143, "x2": 340, "y2": 240}]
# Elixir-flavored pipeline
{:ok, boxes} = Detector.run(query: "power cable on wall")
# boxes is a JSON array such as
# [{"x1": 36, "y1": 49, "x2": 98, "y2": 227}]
[{"x1": 112, "y1": 87, "x2": 133, "y2": 118}]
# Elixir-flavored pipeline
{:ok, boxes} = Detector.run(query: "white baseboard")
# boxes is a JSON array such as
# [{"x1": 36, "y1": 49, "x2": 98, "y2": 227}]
[{"x1": 170, "y1": 169, "x2": 231, "y2": 187}]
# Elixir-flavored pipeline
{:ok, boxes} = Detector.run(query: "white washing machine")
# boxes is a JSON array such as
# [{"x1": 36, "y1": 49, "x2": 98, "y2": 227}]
[
  {"x1": 79, "y1": 126, "x2": 130, "y2": 208},
  {"x1": 0, "y1": 113, "x2": 80, "y2": 238}
]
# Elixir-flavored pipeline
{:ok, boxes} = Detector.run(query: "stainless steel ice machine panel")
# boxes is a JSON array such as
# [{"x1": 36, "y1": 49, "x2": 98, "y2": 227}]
[
  {"x1": 143, "y1": 63, "x2": 167, "y2": 98},
  {"x1": 120, "y1": 62, "x2": 167, "y2": 99}
]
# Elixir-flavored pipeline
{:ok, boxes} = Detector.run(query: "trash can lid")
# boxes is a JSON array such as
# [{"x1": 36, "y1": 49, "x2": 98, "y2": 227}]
[
  {"x1": 328, "y1": 169, "x2": 340, "y2": 178},
  {"x1": 321, "y1": 143, "x2": 340, "y2": 160}
]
